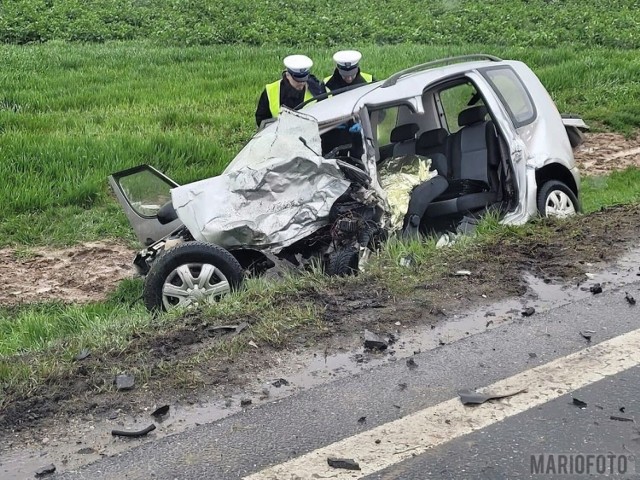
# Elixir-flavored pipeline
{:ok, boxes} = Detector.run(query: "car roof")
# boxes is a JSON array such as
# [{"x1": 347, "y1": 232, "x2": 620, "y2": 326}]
[{"x1": 304, "y1": 56, "x2": 520, "y2": 124}]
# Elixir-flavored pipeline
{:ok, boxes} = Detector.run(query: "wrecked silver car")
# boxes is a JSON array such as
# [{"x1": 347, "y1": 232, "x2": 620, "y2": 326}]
[{"x1": 110, "y1": 54, "x2": 587, "y2": 311}]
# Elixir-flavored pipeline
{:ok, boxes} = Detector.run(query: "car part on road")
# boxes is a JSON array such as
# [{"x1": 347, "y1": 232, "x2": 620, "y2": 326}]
[
  {"x1": 458, "y1": 388, "x2": 527, "y2": 405},
  {"x1": 143, "y1": 241, "x2": 244, "y2": 311},
  {"x1": 572, "y1": 398, "x2": 587, "y2": 409},
  {"x1": 580, "y1": 330, "x2": 594, "y2": 342},
  {"x1": 111, "y1": 424, "x2": 156, "y2": 438},
  {"x1": 151, "y1": 405, "x2": 170, "y2": 418},
  {"x1": 590, "y1": 283, "x2": 603, "y2": 294},
  {"x1": 35, "y1": 464, "x2": 56, "y2": 477},
  {"x1": 363, "y1": 329, "x2": 388, "y2": 351},
  {"x1": 537, "y1": 180, "x2": 579, "y2": 218},
  {"x1": 327, "y1": 457, "x2": 361, "y2": 471},
  {"x1": 522, "y1": 307, "x2": 536, "y2": 317},
  {"x1": 625, "y1": 292, "x2": 636, "y2": 305}
]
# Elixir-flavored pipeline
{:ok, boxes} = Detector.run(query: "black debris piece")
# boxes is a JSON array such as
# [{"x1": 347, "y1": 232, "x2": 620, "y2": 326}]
[
  {"x1": 626, "y1": 293, "x2": 636, "y2": 305},
  {"x1": 76, "y1": 447, "x2": 96, "y2": 455},
  {"x1": 327, "y1": 457, "x2": 361, "y2": 471},
  {"x1": 406, "y1": 358, "x2": 418, "y2": 370},
  {"x1": 485, "y1": 312, "x2": 496, "y2": 318},
  {"x1": 364, "y1": 330, "x2": 388, "y2": 351},
  {"x1": 610, "y1": 416, "x2": 634, "y2": 423},
  {"x1": 485, "y1": 320, "x2": 494, "y2": 327},
  {"x1": 580, "y1": 330, "x2": 594, "y2": 342},
  {"x1": 393, "y1": 404, "x2": 401, "y2": 409},
  {"x1": 528, "y1": 353, "x2": 537, "y2": 358},
  {"x1": 620, "y1": 407, "x2": 626, "y2": 413},
  {"x1": 375, "y1": 439, "x2": 381, "y2": 444},
  {"x1": 438, "y1": 339, "x2": 446, "y2": 346},
  {"x1": 590, "y1": 283, "x2": 603, "y2": 294},
  {"x1": 572, "y1": 398, "x2": 587, "y2": 409},
  {"x1": 35, "y1": 464, "x2": 56, "y2": 477},
  {"x1": 458, "y1": 388, "x2": 527, "y2": 406},
  {"x1": 111, "y1": 424, "x2": 156, "y2": 438},
  {"x1": 398, "y1": 383, "x2": 408, "y2": 391},
  {"x1": 151, "y1": 405, "x2": 170, "y2": 418},
  {"x1": 240, "y1": 398, "x2": 252, "y2": 407},
  {"x1": 357, "y1": 416, "x2": 366, "y2": 424},
  {"x1": 521, "y1": 307, "x2": 536, "y2": 317},
  {"x1": 115, "y1": 374, "x2": 135, "y2": 391},
  {"x1": 74, "y1": 350, "x2": 90, "y2": 361},
  {"x1": 272, "y1": 378, "x2": 289, "y2": 388}
]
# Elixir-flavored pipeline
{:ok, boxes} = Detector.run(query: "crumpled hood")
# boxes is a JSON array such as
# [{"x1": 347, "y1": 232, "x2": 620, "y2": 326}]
[{"x1": 170, "y1": 109, "x2": 351, "y2": 252}]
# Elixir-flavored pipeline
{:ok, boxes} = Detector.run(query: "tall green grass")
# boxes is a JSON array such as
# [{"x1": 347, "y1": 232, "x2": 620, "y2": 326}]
[{"x1": 1, "y1": 42, "x2": 638, "y2": 246}]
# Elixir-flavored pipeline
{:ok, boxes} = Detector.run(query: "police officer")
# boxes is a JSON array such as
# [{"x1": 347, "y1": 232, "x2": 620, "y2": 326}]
[
  {"x1": 255, "y1": 54, "x2": 325, "y2": 127},
  {"x1": 324, "y1": 50, "x2": 375, "y2": 93}
]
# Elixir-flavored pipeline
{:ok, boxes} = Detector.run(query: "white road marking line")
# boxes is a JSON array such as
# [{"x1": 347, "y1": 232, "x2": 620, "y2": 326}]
[{"x1": 244, "y1": 328, "x2": 640, "y2": 480}]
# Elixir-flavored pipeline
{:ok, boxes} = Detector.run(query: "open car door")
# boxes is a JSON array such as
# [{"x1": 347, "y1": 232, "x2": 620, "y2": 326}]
[{"x1": 108, "y1": 165, "x2": 182, "y2": 246}]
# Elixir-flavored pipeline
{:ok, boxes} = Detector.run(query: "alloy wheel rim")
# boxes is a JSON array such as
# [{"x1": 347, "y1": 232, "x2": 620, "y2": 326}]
[{"x1": 162, "y1": 263, "x2": 230, "y2": 310}]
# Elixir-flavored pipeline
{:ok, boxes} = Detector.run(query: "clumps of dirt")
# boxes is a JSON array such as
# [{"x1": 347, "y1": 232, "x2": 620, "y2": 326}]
[
  {"x1": 0, "y1": 241, "x2": 135, "y2": 306},
  {"x1": 574, "y1": 132, "x2": 640, "y2": 176}
]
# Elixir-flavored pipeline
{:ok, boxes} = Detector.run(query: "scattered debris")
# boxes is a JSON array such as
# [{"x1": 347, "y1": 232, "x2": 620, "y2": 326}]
[
  {"x1": 580, "y1": 330, "x2": 594, "y2": 342},
  {"x1": 399, "y1": 254, "x2": 416, "y2": 268},
  {"x1": 398, "y1": 383, "x2": 408, "y2": 391},
  {"x1": 272, "y1": 378, "x2": 289, "y2": 388},
  {"x1": 610, "y1": 416, "x2": 634, "y2": 423},
  {"x1": 107, "y1": 410, "x2": 119, "y2": 420},
  {"x1": 240, "y1": 398, "x2": 252, "y2": 407},
  {"x1": 521, "y1": 307, "x2": 536, "y2": 317},
  {"x1": 438, "y1": 338, "x2": 446, "y2": 346},
  {"x1": 35, "y1": 464, "x2": 56, "y2": 477},
  {"x1": 458, "y1": 388, "x2": 527, "y2": 405},
  {"x1": 111, "y1": 424, "x2": 156, "y2": 438},
  {"x1": 572, "y1": 398, "x2": 588, "y2": 409},
  {"x1": 364, "y1": 330, "x2": 388, "y2": 351},
  {"x1": 620, "y1": 407, "x2": 626, "y2": 413},
  {"x1": 151, "y1": 405, "x2": 170, "y2": 418},
  {"x1": 76, "y1": 447, "x2": 96, "y2": 455},
  {"x1": 454, "y1": 270, "x2": 472, "y2": 276},
  {"x1": 590, "y1": 283, "x2": 603, "y2": 294},
  {"x1": 528, "y1": 353, "x2": 538, "y2": 358},
  {"x1": 357, "y1": 416, "x2": 366, "y2": 424},
  {"x1": 485, "y1": 319, "x2": 494, "y2": 327},
  {"x1": 235, "y1": 322, "x2": 250, "y2": 334},
  {"x1": 114, "y1": 374, "x2": 135, "y2": 391},
  {"x1": 406, "y1": 358, "x2": 418, "y2": 370},
  {"x1": 585, "y1": 273, "x2": 595, "y2": 279},
  {"x1": 327, "y1": 457, "x2": 361, "y2": 471},
  {"x1": 375, "y1": 439, "x2": 381, "y2": 444},
  {"x1": 74, "y1": 349, "x2": 90, "y2": 361},
  {"x1": 248, "y1": 340, "x2": 259, "y2": 349},
  {"x1": 393, "y1": 404, "x2": 401, "y2": 409},
  {"x1": 626, "y1": 292, "x2": 636, "y2": 305},
  {"x1": 206, "y1": 325, "x2": 238, "y2": 335}
]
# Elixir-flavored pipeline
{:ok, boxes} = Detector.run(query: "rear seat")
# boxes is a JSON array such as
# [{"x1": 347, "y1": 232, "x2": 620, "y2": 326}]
[{"x1": 425, "y1": 105, "x2": 501, "y2": 217}]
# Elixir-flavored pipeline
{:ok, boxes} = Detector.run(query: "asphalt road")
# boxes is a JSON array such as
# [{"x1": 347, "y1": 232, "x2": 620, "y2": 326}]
[{"x1": 54, "y1": 278, "x2": 640, "y2": 480}]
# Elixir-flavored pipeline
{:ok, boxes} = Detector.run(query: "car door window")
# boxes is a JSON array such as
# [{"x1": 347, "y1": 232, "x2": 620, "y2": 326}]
[
  {"x1": 439, "y1": 82, "x2": 483, "y2": 133},
  {"x1": 482, "y1": 67, "x2": 536, "y2": 127}
]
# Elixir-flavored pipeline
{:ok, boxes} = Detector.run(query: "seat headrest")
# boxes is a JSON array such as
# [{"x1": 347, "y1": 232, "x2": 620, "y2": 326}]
[
  {"x1": 390, "y1": 123, "x2": 419, "y2": 143},
  {"x1": 458, "y1": 105, "x2": 488, "y2": 127},
  {"x1": 416, "y1": 128, "x2": 448, "y2": 150}
]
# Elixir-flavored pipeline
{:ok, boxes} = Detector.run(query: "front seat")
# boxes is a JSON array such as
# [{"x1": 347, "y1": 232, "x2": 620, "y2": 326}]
[
  {"x1": 425, "y1": 105, "x2": 501, "y2": 218},
  {"x1": 379, "y1": 123, "x2": 419, "y2": 161}
]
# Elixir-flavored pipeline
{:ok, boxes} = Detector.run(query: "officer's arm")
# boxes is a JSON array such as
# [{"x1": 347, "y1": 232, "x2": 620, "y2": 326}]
[{"x1": 255, "y1": 89, "x2": 271, "y2": 127}]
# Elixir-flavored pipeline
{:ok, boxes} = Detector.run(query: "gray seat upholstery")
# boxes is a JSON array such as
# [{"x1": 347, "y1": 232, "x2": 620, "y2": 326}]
[
  {"x1": 415, "y1": 128, "x2": 449, "y2": 176},
  {"x1": 390, "y1": 123, "x2": 419, "y2": 157},
  {"x1": 425, "y1": 105, "x2": 501, "y2": 218}
]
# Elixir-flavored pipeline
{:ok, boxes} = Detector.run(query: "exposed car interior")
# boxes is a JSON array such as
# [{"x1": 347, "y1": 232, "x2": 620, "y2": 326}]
[{"x1": 369, "y1": 77, "x2": 517, "y2": 235}]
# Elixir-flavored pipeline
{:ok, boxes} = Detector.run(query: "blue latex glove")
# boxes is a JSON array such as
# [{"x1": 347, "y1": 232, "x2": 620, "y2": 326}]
[
  {"x1": 336, "y1": 123, "x2": 348, "y2": 130},
  {"x1": 349, "y1": 123, "x2": 362, "y2": 134}
]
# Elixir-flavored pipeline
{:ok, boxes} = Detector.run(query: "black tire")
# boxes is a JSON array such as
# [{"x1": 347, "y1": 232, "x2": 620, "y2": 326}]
[
  {"x1": 537, "y1": 180, "x2": 580, "y2": 218},
  {"x1": 143, "y1": 241, "x2": 244, "y2": 312},
  {"x1": 326, "y1": 247, "x2": 360, "y2": 276}
]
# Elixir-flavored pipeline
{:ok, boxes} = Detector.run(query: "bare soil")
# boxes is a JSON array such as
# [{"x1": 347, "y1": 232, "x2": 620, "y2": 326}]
[{"x1": 574, "y1": 132, "x2": 640, "y2": 176}]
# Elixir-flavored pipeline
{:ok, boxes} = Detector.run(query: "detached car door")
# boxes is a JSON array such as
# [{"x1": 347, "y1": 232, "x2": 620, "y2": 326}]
[{"x1": 108, "y1": 165, "x2": 183, "y2": 246}]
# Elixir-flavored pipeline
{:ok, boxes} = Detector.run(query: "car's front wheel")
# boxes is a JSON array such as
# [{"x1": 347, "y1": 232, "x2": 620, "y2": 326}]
[
  {"x1": 537, "y1": 180, "x2": 579, "y2": 218},
  {"x1": 143, "y1": 241, "x2": 244, "y2": 312}
]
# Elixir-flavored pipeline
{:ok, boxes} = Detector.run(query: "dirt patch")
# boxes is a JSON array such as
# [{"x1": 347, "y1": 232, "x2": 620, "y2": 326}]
[
  {"x1": 574, "y1": 132, "x2": 640, "y2": 176},
  {"x1": 0, "y1": 241, "x2": 135, "y2": 306},
  {"x1": 2, "y1": 203, "x2": 639, "y2": 440}
]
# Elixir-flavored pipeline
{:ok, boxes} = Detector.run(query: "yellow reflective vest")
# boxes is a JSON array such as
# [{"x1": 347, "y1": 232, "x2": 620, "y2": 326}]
[{"x1": 265, "y1": 80, "x2": 314, "y2": 118}]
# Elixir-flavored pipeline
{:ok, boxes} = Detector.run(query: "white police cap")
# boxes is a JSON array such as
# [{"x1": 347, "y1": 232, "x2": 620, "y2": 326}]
[
  {"x1": 283, "y1": 54, "x2": 313, "y2": 81},
  {"x1": 333, "y1": 50, "x2": 362, "y2": 71}
]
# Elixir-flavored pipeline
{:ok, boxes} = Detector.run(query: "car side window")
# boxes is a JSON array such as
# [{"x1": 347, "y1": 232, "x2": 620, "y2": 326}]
[
  {"x1": 439, "y1": 82, "x2": 483, "y2": 133},
  {"x1": 482, "y1": 67, "x2": 536, "y2": 127},
  {"x1": 372, "y1": 106, "x2": 400, "y2": 146}
]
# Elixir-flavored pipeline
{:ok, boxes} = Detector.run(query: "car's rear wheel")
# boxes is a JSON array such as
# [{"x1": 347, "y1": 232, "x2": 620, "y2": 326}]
[
  {"x1": 537, "y1": 180, "x2": 579, "y2": 218},
  {"x1": 143, "y1": 241, "x2": 244, "y2": 312}
]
